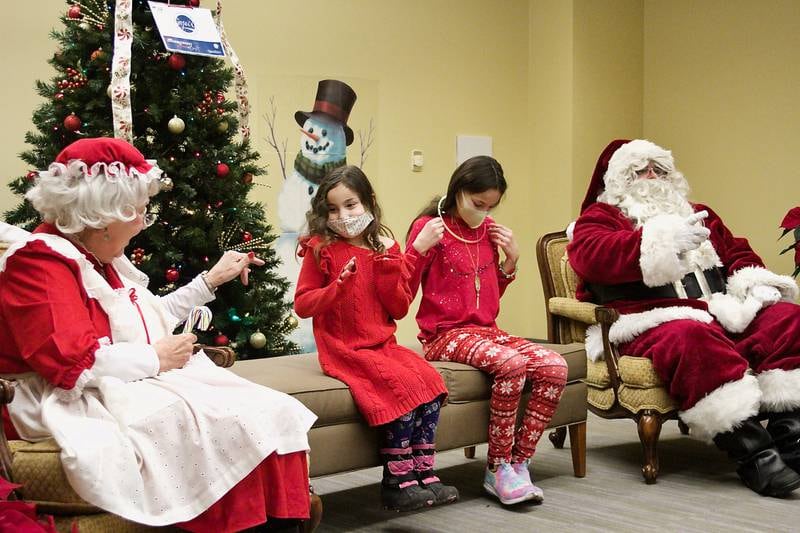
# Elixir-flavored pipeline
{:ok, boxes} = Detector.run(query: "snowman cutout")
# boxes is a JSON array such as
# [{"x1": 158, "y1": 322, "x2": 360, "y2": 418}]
[{"x1": 275, "y1": 80, "x2": 357, "y2": 352}]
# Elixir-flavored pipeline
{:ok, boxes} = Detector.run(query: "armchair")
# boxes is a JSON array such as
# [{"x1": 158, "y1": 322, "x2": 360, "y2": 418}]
[{"x1": 536, "y1": 231, "x2": 688, "y2": 484}]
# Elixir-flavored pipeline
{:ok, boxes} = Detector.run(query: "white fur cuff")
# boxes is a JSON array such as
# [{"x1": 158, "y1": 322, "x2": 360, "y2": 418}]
[
  {"x1": 757, "y1": 368, "x2": 800, "y2": 413},
  {"x1": 639, "y1": 215, "x2": 690, "y2": 287},
  {"x1": 727, "y1": 266, "x2": 799, "y2": 302},
  {"x1": 679, "y1": 373, "x2": 761, "y2": 442},
  {"x1": 583, "y1": 306, "x2": 713, "y2": 362},
  {"x1": 705, "y1": 293, "x2": 762, "y2": 334}
]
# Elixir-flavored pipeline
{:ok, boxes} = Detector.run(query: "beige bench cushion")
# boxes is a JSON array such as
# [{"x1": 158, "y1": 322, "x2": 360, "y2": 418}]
[
  {"x1": 585, "y1": 355, "x2": 665, "y2": 389},
  {"x1": 232, "y1": 342, "x2": 586, "y2": 425}
]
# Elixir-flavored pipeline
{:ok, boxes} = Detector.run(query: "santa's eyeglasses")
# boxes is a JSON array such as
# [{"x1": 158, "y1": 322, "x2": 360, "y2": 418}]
[{"x1": 635, "y1": 163, "x2": 669, "y2": 178}]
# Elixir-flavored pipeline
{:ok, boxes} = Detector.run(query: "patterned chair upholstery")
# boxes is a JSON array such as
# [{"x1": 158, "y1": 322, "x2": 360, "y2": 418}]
[{"x1": 536, "y1": 231, "x2": 688, "y2": 484}]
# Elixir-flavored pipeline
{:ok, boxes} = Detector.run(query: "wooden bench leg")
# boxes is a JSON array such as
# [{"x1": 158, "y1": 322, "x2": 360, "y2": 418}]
[
  {"x1": 568, "y1": 422, "x2": 587, "y2": 478},
  {"x1": 463, "y1": 446, "x2": 476, "y2": 459},
  {"x1": 303, "y1": 490, "x2": 323, "y2": 533}
]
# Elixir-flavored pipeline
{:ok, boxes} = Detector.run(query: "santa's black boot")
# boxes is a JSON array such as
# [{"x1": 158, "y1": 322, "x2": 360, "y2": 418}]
[
  {"x1": 713, "y1": 417, "x2": 800, "y2": 497},
  {"x1": 767, "y1": 410, "x2": 800, "y2": 473}
]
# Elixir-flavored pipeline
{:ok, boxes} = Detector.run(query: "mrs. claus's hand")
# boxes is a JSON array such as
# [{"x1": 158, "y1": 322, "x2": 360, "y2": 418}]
[{"x1": 206, "y1": 251, "x2": 265, "y2": 288}]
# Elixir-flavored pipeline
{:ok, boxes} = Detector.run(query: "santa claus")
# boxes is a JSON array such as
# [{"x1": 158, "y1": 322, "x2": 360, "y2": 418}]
[{"x1": 568, "y1": 139, "x2": 800, "y2": 497}]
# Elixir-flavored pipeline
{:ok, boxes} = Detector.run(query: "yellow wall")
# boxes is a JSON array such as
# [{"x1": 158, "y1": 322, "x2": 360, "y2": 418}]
[
  {"x1": 7, "y1": 1, "x2": 793, "y2": 346},
  {"x1": 643, "y1": 0, "x2": 800, "y2": 274}
]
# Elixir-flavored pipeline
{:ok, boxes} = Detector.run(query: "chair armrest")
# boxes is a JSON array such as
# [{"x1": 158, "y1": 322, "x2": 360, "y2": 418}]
[
  {"x1": 594, "y1": 306, "x2": 623, "y2": 393},
  {"x1": 548, "y1": 297, "x2": 598, "y2": 325},
  {"x1": 194, "y1": 344, "x2": 236, "y2": 368}
]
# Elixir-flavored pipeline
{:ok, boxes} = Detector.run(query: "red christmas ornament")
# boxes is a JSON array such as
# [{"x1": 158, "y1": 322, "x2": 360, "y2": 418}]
[
  {"x1": 67, "y1": 5, "x2": 82, "y2": 19},
  {"x1": 63, "y1": 113, "x2": 82, "y2": 132},
  {"x1": 216, "y1": 163, "x2": 230, "y2": 178},
  {"x1": 54, "y1": 92, "x2": 65, "y2": 100},
  {"x1": 25, "y1": 171, "x2": 38, "y2": 181},
  {"x1": 242, "y1": 231, "x2": 253, "y2": 242},
  {"x1": 165, "y1": 268, "x2": 180, "y2": 282},
  {"x1": 214, "y1": 334, "x2": 229, "y2": 346},
  {"x1": 168, "y1": 53, "x2": 186, "y2": 71},
  {"x1": 242, "y1": 172, "x2": 254, "y2": 185},
  {"x1": 90, "y1": 48, "x2": 105, "y2": 62},
  {"x1": 187, "y1": 0, "x2": 200, "y2": 6}
]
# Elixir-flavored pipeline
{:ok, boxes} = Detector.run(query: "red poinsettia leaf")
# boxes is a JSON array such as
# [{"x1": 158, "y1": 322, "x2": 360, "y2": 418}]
[{"x1": 780, "y1": 206, "x2": 800, "y2": 229}]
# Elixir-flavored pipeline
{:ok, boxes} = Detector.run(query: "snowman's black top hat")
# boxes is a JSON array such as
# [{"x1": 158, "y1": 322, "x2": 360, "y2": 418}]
[{"x1": 295, "y1": 79, "x2": 357, "y2": 146}]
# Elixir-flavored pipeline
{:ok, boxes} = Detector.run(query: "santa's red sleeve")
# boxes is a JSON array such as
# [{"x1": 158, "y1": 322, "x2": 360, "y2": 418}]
[
  {"x1": 702, "y1": 204, "x2": 799, "y2": 302},
  {"x1": 567, "y1": 203, "x2": 646, "y2": 285},
  {"x1": 294, "y1": 238, "x2": 344, "y2": 318},
  {"x1": 0, "y1": 242, "x2": 100, "y2": 389}
]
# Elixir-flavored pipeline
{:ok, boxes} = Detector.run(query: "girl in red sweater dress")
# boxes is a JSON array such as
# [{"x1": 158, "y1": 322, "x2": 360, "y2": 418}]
[
  {"x1": 294, "y1": 165, "x2": 458, "y2": 512},
  {"x1": 406, "y1": 156, "x2": 568, "y2": 506}
]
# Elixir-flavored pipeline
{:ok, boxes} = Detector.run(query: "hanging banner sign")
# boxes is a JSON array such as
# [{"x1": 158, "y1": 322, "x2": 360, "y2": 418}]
[{"x1": 148, "y1": 1, "x2": 225, "y2": 57}]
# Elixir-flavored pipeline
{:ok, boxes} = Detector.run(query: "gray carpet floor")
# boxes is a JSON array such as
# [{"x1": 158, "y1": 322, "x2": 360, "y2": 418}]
[{"x1": 311, "y1": 413, "x2": 800, "y2": 532}]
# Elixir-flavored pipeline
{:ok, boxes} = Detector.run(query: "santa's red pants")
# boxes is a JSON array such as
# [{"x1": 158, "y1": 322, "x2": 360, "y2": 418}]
[
  {"x1": 424, "y1": 326, "x2": 567, "y2": 464},
  {"x1": 618, "y1": 302, "x2": 800, "y2": 411}
]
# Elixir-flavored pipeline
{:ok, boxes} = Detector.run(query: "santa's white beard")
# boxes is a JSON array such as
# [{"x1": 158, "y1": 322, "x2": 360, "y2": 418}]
[{"x1": 616, "y1": 177, "x2": 694, "y2": 227}]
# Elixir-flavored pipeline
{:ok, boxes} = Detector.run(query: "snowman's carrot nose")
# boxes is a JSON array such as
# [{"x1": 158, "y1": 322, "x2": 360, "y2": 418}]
[{"x1": 300, "y1": 128, "x2": 320, "y2": 142}]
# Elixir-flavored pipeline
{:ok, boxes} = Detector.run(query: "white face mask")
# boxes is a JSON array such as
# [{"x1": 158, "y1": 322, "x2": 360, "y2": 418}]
[
  {"x1": 327, "y1": 211, "x2": 375, "y2": 238},
  {"x1": 456, "y1": 192, "x2": 489, "y2": 229}
]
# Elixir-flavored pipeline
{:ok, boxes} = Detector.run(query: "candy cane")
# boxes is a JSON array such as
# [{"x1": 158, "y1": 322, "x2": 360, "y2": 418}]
[{"x1": 183, "y1": 306, "x2": 213, "y2": 333}]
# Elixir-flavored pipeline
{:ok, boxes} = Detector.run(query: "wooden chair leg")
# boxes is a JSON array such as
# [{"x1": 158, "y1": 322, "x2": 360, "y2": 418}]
[
  {"x1": 548, "y1": 427, "x2": 567, "y2": 449},
  {"x1": 463, "y1": 446, "x2": 476, "y2": 459},
  {"x1": 567, "y1": 422, "x2": 587, "y2": 477},
  {"x1": 637, "y1": 410, "x2": 663, "y2": 484},
  {"x1": 678, "y1": 419, "x2": 690, "y2": 435},
  {"x1": 303, "y1": 490, "x2": 323, "y2": 533}
]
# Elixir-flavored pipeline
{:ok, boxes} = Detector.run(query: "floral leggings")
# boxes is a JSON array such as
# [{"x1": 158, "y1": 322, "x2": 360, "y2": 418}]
[
  {"x1": 380, "y1": 396, "x2": 444, "y2": 487},
  {"x1": 424, "y1": 327, "x2": 568, "y2": 465}
]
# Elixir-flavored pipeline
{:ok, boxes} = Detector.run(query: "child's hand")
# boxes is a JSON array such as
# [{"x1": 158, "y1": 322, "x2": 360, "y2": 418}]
[
  {"x1": 489, "y1": 223, "x2": 519, "y2": 263},
  {"x1": 413, "y1": 217, "x2": 445, "y2": 255},
  {"x1": 338, "y1": 256, "x2": 357, "y2": 284}
]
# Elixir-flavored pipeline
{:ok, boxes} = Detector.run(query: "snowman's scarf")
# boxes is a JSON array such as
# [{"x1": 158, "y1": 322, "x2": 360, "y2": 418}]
[{"x1": 293, "y1": 153, "x2": 346, "y2": 184}]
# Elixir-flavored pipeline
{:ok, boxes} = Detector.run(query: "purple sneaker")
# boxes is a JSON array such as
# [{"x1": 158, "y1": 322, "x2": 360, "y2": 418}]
[
  {"x1": 483, "y1": 462, "x2": 532, "y2": 505},
  {"x1": 512, "y1": 460, "x2": 544, "y2": 502}
]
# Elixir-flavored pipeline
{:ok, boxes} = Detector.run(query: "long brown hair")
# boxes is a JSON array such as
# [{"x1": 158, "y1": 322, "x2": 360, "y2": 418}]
[
  {"x1": 406, "y1": 155, "x2": 507, "y2": 240},
  {"x1": 305, "y1": 165, "x2": 393, "y2": 256}
]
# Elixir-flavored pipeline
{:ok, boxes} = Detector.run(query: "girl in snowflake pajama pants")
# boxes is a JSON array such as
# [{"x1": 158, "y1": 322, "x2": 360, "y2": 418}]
[{"x1": 423, "y1": 326, "x2": 568, "y2": 465}]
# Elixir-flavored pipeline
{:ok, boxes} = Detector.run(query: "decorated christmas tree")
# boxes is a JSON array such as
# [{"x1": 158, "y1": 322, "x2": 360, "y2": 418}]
[{"x1": 3, "y1": 0, "x2": 298, "y2": 357}]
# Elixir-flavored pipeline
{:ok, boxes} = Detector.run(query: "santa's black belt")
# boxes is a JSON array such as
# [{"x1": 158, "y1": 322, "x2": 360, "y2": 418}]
[{"x1": 587, "y1": 267, "x2": 725, "y2": 304}]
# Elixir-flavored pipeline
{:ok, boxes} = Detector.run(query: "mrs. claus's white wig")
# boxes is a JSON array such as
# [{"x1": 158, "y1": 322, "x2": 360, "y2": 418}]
[{"x1": 26, "y1": 138, "x2": 162, "y2": 234}]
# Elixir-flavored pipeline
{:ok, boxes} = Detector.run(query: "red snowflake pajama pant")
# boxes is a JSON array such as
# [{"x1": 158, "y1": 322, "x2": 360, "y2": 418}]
[{"x1": 424, "y1": 326, "x2": 568, "y2": 464}]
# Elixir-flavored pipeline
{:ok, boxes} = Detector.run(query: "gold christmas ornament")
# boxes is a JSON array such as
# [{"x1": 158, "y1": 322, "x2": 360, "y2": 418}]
[
  {"x1": 159, "y1": 176, "x2": 174, "y2": 191},
  {"x1": 168, "y1": 115, "x2": 186, "y2": 134},
  {"x1": 217, "y1": 120, "x2": 229, "y2": 132},
  {"x1": 249, "y1": 331, "x2": 267, "y2": 349},
  {"x1": 285, "y1": 315, "x2": 299, "y2": 330}
]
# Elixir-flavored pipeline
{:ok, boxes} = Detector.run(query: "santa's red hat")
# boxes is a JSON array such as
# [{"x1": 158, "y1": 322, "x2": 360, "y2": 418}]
[
  {"x1": 52, "y1": 137, "x2": 158, "y2": 179},
  {"x1": 579, "y1": 139, "x2": 630, "y2": 213}
]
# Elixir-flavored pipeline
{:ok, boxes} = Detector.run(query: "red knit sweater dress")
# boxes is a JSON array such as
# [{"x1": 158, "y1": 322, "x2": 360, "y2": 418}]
[{"x1": 294, "y1": 237, "x2": 447, "y2": 427}]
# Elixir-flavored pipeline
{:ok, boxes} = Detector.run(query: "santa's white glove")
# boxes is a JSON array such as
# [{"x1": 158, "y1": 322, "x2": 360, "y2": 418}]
[
  {"x1": 673, "y1": 211, "x2": 710, "y2": 253},
  {"x1": 750, "y1": 284, "x2": 782, "y2": 307}
]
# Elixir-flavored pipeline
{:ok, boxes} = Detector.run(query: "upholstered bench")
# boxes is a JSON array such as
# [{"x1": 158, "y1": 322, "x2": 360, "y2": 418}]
[{"x1": 230, "y1": 342, "x2": 588, "y2": 478}]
